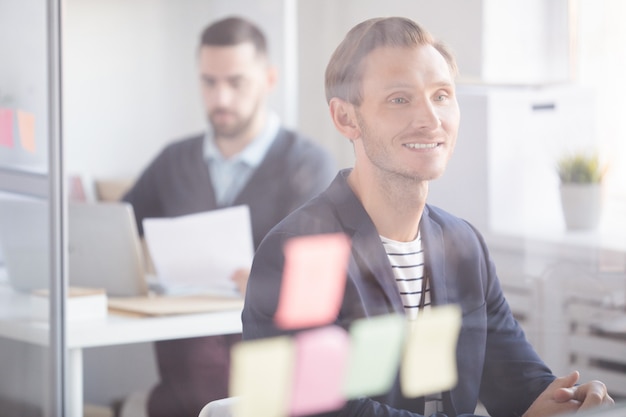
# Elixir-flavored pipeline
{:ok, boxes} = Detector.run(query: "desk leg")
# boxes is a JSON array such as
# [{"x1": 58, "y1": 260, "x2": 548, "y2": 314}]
[{"x1": 67, "y1": 348, "x2": 83, "y2": 417}]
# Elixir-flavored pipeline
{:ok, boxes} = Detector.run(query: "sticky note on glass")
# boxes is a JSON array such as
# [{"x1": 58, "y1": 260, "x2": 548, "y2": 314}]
[
  {"x1": 275, "y1": 233, "x2": 351, "y2": 329},
  {"x1": 230, "y1": 336, "x2": 295, "y2": 417},
  {"x1": 0, "y1": 108, "x2": 14, "y2": 148},
  {"x1": 17, "y1": 110, "x2": 36, "y2": 153},
  {"x1": 401, "y1": 304, "x2": 461, "y2": 397},
  {"x1": 290, "y1": 326, "x2": 349, "y2": 416},
  {"x1": 344, "y1": 314, "x2": 406, "y2": 398}
]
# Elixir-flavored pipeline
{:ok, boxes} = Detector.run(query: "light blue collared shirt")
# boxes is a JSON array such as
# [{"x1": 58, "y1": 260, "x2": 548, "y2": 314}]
[{"x1": 204, "y1": 112, "x2": 280, "y2": 206}]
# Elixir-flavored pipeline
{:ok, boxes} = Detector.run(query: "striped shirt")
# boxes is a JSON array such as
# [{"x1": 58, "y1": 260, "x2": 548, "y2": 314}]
[
  {"x1": 381, "y1": 233, "x2": 430, "y2": 320},
  {"x1": 381, "y1": 232, "x2": 443, "y2": 415}
]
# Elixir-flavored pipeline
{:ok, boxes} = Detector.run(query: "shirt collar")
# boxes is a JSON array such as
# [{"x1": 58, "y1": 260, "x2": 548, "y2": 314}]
[{"x1": 204, "y1": 111, "x2": 280, "y2": 168}]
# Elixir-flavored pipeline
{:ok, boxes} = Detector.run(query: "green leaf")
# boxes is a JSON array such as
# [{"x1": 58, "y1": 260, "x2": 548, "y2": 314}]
[{"x1": 556, "y1": 151, "x2": 605, "y2": 184}]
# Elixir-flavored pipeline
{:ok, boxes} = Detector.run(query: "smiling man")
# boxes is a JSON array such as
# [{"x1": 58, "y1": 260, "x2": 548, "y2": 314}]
[{"x1": 242, "y1": 16, "x2": 613, "y2": 417}]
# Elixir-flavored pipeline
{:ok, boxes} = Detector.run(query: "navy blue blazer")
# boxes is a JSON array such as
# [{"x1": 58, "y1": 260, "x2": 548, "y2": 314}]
[{"x1": 242, "y1": 169, "x2": 556, "y2": 417}]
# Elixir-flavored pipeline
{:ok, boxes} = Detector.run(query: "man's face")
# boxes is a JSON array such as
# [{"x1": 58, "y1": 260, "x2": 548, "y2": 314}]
[
  {"x1": 198, "y1": 42, "x2": 273, "y2": 140},
  {"x1": 352, "y1": 44, "x2": 460, "y2": 182}
]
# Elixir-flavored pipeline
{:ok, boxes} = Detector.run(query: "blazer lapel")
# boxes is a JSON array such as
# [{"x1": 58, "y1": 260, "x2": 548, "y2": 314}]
[
  {"x1": 327, "y1": 170, "x2": 405, "y2": 314},
  {"x1": 421, "y1": 206, "x2": 465, "y2": 417},
  {"x1": 419, "y1": 206, "x2": 448, "y2": 305},
  {"x1": 349, "y1": 228, "x2": 405, "y2": 314}
]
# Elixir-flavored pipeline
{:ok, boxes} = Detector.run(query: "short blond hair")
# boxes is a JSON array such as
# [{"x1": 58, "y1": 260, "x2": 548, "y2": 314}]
[{"x1": 325, "y1": 17, "x2": 458, "y2": 105}]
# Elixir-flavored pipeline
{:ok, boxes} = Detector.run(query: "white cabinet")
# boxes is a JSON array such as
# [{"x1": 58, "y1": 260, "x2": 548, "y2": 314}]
[
  {"x1": 428, "y1": 84, "x2": 596, "y2": 234},
  {"x1": 484, "y1": 231, "x2": 626, "y2": 397}
]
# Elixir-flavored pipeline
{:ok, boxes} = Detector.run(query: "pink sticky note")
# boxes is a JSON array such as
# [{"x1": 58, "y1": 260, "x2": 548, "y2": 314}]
[
  {"x1": 290, "y1": 326, "x2": 349, "y2": 416},
  {"x1": 17, "y1": 110, "x2": 36, "y2": 153},
  {"x1": 0, "y1": 108, "x2": 14, "y2": 148},
  {"x1": 275, "y1": 233, "x2": 351, "y2": 329}
]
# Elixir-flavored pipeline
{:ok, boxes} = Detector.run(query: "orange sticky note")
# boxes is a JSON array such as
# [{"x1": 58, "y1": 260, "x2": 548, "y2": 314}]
[
  {"x1": 290, "y1": 326, "x2": 349, "y2": 416},
  {"x1": 275, "y1": 233, "x2": 351, "y2": 329},
  {"x1": 0, "y1": 108, "x2": 14, "y2": 148},
  {"x1": 230, "y1": 336, "x2": 295, "y2": 417},
  {"x1": 17, "y1": 110, "x2": 36, "y2": 153}
]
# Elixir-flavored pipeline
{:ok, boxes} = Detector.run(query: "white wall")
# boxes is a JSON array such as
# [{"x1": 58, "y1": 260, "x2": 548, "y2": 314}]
[
  {"x1": 64, "y1": 0, "x2": 295, "y2": 181},
  {"x1": 65, "y1": 0, "x2": 572, "y2": 180},
  {"x1": 576, "y1": 0, "x2": 626, "y2": 203},
  {"x1": 482, "y1": 0, "x2": 570, "y2": 84}
]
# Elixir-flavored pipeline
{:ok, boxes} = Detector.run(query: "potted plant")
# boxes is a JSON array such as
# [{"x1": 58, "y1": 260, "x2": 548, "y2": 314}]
[{"x1": 556, "y1": 150, "x2": 606, "y2": 230}]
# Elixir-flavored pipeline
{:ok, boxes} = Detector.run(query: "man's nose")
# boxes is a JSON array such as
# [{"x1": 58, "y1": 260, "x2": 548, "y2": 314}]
[
  {"x1": 413, "y1": 100, "x2": 441, "y2": 130},
  {"x1": 212, "y1": 85, "x2": 234, "y2": 107}
]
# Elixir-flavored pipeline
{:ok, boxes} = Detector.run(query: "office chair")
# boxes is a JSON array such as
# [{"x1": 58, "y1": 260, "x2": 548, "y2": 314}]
[{"x1": 198, "y1": 397, "x2": 239, "y2": 417}]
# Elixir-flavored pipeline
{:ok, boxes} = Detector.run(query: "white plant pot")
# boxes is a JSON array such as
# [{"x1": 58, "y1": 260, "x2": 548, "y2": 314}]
[{"x1": 559, "y1": 183, "x2": 602, "y2": 230}]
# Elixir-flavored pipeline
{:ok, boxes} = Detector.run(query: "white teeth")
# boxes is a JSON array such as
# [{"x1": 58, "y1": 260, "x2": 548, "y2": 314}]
[{"x1": 404, "y1": 143, "x2": 438, "y2": 149}]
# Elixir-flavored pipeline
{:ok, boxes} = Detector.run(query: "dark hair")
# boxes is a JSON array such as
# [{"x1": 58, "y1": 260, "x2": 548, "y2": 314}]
[
  {"x1": 325, "y1": 17, "x2": 458, "y2": 105},
  {"x1": 199, "y1": 16, "x2": 268, "y2": 57}
]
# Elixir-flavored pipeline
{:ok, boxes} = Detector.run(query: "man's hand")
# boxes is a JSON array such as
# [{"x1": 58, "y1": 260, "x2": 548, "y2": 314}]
[
  {"x1": 231, "y1": 268, "x2": 250, "y2": 297},
  {"x1": 523, "y1": 371, "x2": 614, "y2": 417},
  {"x1": 552, "y1": 371, "x2": 614, "y2": 412}
]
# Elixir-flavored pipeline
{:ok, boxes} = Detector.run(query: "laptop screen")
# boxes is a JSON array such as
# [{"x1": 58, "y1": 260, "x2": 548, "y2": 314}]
[{"x1": 0, "y1": 198, "x2": 148, "y2": 296}]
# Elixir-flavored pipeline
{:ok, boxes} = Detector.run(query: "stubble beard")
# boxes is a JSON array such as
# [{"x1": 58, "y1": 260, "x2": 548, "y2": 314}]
[
  {"x1": 355, "y1": 110, "x2": 427, "y2": 186},
  {"x1": 209, "y1": 110, "x2": 254, "y2": 140},
  {"x1": 208, "y1": 96, "x2": 262, "y2": 141},
  {"x1": 355, "y1": 108, "x2": 453, "y2": 188}
]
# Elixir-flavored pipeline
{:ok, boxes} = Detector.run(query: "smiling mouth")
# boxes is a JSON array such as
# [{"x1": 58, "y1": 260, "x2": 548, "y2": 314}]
[{"x1": 403, "y1": 143, "x2": 439, "y2": 149}]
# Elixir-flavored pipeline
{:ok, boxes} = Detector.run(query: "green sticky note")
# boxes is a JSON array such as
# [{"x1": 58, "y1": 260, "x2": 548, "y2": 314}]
[{"x1": 344, "y1": 314, "x2": 406, "y2": 398}]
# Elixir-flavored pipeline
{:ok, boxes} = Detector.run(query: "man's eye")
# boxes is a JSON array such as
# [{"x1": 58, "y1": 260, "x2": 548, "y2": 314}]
[
  {"x1": 390, "y1": 97, "x2": 408, "y2": 104},
  {"x1": 435, "y1": 94, "x2": 448, "y2": 102},
  {"x1": 229, "y1": 79, "x2": 244, "y2": 89}
]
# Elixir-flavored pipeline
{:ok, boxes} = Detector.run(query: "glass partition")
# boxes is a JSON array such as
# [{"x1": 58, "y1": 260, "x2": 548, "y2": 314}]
[
  {"x1": 0, "y1": 0, "x2": 65, "y2": 415},
  {"x1": 0, "y1": 192, "x2": 52, "y2": 415}
]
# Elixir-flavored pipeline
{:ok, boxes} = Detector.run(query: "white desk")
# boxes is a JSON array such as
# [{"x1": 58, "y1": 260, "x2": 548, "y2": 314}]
[{"x1": 0, "y1": 285, "x2": 242, "y2": 417}]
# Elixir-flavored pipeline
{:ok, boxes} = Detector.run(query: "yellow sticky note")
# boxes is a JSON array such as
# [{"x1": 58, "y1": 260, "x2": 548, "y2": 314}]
[
  {"x1": 17, "y1": 110, "x2": 36, "y2": 152},
  {"x1": 275, "y1": 233, "x2": 351, "y2": 329},
  {"x1": 400, "y1": 304, "x2": 462, "y2": 397},
  {"x1": 230, "y1": 336, "x2": 295, "y2": 417},
  {"x1": 344, "y1": 314, "x2": 406, "y2": 398}
]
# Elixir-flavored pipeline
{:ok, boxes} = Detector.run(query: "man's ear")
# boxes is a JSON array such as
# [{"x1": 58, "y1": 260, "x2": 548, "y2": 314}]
[
  {"x1": 265, "y1": 65, "x2": 278, "y2": 92},
  {"x1": 329, "y1": 98, "x2": 360, "y2": 140}
]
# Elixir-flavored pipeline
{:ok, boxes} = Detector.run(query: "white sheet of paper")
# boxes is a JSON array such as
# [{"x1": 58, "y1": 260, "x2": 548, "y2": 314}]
[{"x1": 142, "y1": 205, "x2": 253, "y2": 296}]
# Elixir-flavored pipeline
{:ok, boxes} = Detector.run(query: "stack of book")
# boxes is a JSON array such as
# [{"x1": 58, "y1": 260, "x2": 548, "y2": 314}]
[{"x1": 29, "y1": 287, "x2": 108, "y2": 321}]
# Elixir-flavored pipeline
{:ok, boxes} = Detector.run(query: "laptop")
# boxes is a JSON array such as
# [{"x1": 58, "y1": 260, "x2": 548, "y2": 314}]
[
  {"x1": 0, "y1": 198, "x2": 149, "y2": 297},
  {"x1": 68, "y1": 201, "x2": 149, "y2": 297},
  {"x1": 562, "y1": 403, "x2": 626, "y2": 417}
]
